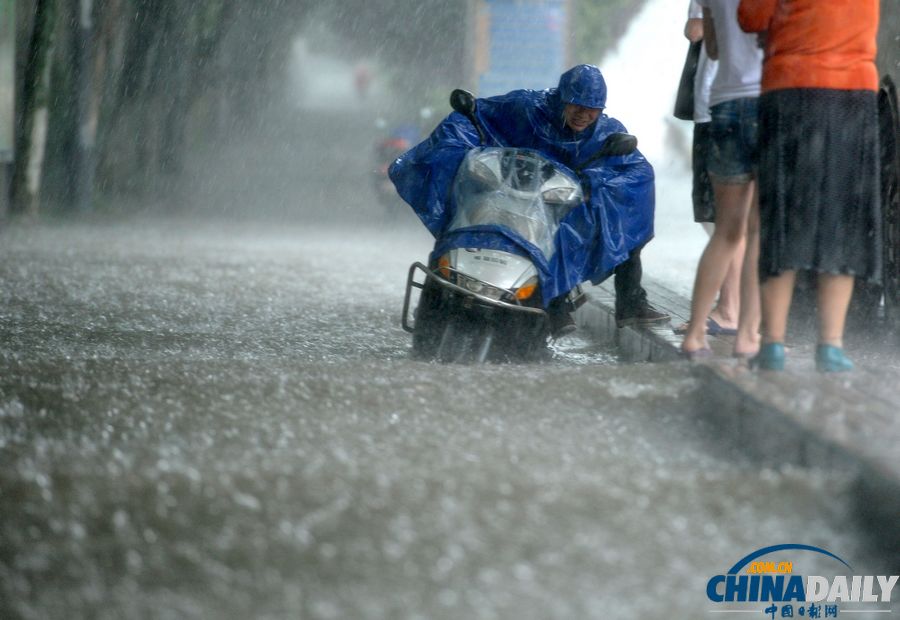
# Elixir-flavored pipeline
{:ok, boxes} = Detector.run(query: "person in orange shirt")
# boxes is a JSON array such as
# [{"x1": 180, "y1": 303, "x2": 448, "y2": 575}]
[{"x1": 738, "y1": 0, "x2": 882, "y2": 372}]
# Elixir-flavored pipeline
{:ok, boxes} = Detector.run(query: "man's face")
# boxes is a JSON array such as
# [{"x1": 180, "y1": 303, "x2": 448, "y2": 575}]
[{"x1": 563, "y1": 104, "x2": 601, "y2": 132}]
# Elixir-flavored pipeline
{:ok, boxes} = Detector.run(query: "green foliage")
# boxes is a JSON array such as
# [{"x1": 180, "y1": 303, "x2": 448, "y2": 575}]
[
  {"x1": 21, "y1": 0, "x2": 659, "y2": 212},
  {"x1": 573, "y1": 0, "x2": 650, "y2": 64}
]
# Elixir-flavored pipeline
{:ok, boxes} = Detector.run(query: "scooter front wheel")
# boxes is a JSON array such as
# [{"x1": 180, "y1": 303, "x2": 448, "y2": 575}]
[
  {"x1": 435, "y1": 315, "x2": 474, "y2": 364},
  {"x1": 411, "y1": 279, "x2": 445, "y2": 360}
]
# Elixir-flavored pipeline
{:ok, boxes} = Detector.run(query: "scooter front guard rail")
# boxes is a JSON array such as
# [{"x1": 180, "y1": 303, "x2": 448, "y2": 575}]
[{"x1": 402, "y1": 262, "x2": 546, "y2": 334}]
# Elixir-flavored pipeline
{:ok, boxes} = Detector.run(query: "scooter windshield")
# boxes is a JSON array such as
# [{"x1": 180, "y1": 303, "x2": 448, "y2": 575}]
[{"x1": 447, "y1": 148, "x2": 584, "y2": 259}]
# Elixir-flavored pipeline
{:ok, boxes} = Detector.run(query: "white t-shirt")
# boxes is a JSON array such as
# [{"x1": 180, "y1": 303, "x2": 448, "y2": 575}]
[
  {"x1": 688, "y1": 0, "x2": 702, "y2": 18},
  {"x1": 688, "y1": 0, "x2": 718, "y2": 123},
  {"x1": 697, "y1": 0, "x2": 762, "y2": 108}
]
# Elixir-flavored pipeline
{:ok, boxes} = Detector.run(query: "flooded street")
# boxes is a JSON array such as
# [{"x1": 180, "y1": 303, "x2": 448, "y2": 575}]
[
  {"x1": 0, "y1": 1, "x2": 895, "y2": 616},
  {"x1": 0, "y1": 221, "x2": 892, "y2": 619}
]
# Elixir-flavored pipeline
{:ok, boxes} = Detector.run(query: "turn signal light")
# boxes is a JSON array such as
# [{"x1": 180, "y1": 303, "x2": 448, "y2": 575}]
[
  {"x1": 438, "y1": 255, "x2": 451, "y2": 279},
  {"x1": 515, "y1": 282, "x2": 537, "y2": 300}
]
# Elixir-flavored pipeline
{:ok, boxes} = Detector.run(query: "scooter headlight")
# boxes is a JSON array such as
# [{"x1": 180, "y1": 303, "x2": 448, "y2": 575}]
[
  {"x1": 467, "y1": 152, "x2": 502, "y2": 188},
  {"x1": 457, "y1": 273, "x2": 505, "y2": 300},
  {"x1": 541, "y1": 186, "x2": 581, "y2": 204},
  {"x1": 541, "y1": 172, "x2": 583, "y2": 205}
]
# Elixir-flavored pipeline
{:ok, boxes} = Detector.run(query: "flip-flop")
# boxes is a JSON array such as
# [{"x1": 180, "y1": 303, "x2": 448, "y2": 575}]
[
  {"x1": 681, "y1": 347, "x2": 713, "y2": 361},
  {"x1": 706, "y1": 318, "x2": 737, "y2": 336},
  {"x1": 672, "y1": 317, "x2": 737, "y2": 336}
]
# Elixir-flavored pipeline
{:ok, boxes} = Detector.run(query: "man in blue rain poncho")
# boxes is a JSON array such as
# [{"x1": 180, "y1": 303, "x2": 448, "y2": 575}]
[{"x1": 390, "y1": 64, "x2": 669, "y2": 336}]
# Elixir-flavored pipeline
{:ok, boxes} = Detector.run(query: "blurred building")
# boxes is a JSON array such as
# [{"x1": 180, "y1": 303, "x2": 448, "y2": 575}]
[{"x1": 470, "y1": 0, "x2": 572, "y2": 96}]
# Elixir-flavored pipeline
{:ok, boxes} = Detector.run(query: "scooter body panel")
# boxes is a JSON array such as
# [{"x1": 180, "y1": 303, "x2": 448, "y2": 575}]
[{"x1": 448, "y1": 248, "x2": 537, "y2": 293}]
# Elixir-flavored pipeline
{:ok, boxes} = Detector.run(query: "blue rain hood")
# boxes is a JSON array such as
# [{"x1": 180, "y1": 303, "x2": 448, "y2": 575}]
[
  {"x1": 558, "y1": 64, "x2": 607, "y2": 109},
  {"x1": 389, "y1": 79, "x2": 655, "y2": 306}
]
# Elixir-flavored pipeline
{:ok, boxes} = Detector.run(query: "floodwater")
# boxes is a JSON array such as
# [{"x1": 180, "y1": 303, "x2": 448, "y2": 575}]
[
  {"x1": 0, "y1": 220, "x2": 893, "y2": 620},
  {"x1": 0, "y1": 1, "x2": 895, "y2": 617}
]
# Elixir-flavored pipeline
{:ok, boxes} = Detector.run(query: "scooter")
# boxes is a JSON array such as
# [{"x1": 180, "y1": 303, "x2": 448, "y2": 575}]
[
  {"x1": 401, "y1": 89, "x2": 637, "y2": 363},
  {"x1": 373, "y1": 114, "x2": 432, "y2": 216},
  {"x1": 373, "y1": 132, "x2": 415, "y2": 213}
]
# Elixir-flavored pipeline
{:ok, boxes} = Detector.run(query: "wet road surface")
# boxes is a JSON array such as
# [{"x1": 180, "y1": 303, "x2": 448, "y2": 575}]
[{"x1": 0, "y1": 221, "x2": 892, "y2": 619}]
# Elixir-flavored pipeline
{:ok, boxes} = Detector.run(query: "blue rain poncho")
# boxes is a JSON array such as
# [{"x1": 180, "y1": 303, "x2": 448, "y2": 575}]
[{"x1": 389, "y1": 73, "x2": 655, "y2": 305}]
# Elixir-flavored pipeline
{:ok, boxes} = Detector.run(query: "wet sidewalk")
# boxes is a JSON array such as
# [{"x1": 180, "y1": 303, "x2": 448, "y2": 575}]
[{"x1": 578, "y1": 278, "x2": 900, "y2": 551}]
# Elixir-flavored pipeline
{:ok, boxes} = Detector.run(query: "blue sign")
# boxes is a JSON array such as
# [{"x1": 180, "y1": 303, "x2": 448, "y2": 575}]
[{"x1": 478, "y1": 0, "x2": 568, "y2": 97}]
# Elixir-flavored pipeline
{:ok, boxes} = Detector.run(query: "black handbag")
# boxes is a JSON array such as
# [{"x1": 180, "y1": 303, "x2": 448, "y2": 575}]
[{"x1": 673, "y1": 41, "x2": 702, "y2": 121}]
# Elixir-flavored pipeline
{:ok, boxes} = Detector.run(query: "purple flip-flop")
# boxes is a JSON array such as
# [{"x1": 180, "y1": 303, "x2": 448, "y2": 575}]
[
  {"x1": 681, "y1": 347, "x2": 713, "y2": 361},
  {"x1": 706, "y1": 318, "x2": 737, "y2": 336},
  {"x1": 672, "y1": 318, "x2": 737, "y2": 336}
]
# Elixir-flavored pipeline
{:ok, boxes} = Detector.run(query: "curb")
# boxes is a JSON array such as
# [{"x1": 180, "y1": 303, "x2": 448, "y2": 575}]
[{"x1": 577, "y1": 278, "x2": 900, "y2": 560}]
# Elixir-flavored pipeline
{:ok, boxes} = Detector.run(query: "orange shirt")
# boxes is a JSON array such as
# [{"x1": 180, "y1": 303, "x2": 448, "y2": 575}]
[{"x1": 737, "y1": 0, "x2": 879, "y2": 93}]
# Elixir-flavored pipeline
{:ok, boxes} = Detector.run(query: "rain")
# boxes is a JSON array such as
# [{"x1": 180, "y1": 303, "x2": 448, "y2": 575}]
[{"x1": 0, "y1": 1, "x2": 898, "y2": 619}]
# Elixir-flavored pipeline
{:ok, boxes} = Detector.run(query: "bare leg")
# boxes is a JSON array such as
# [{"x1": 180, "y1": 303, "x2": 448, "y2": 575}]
[
  {"x1": 682, "y1": 181, "x2": 754, "y2": 353},
  {"x1": 734, "y1": 188, "x2": 760, "y2": 355},
  {"x1": 678, "y1": 224, "x2": 742, "y2": 332},
  {"x1": 816, "y1": 273, "x2": 854, "y2": 347},
  {"x1": 709, "y1": 237, "x2": 743, "y2": 329},
  {"x1": 760, "y1": 270, "x2": 796, "y2": 344}
]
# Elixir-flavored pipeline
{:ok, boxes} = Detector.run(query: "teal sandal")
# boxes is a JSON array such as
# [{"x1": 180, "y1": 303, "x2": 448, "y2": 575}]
[
  {"x1": 815, "y1": 344, "x2": 853, "y2": 373},
  {"x1": 749, "y1": 342, "x2": 785, "y2": 371}
]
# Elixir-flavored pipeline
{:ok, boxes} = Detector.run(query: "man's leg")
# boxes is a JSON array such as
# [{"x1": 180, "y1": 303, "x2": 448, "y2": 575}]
[
  {"x1": 547, "y1": 293, "x2": 577, "y2": 338},
  {"x1": 614, "y1": 248, "x2": 670, "y2": 328}
]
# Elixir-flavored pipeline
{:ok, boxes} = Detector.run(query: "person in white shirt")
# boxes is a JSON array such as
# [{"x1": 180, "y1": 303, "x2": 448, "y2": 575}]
[
  {"x1": 675, "y1": 0, "x2": 741, "y2": 338},
  {"x1": 681, "y1": 0, "x2": 763, "y2": 360}
]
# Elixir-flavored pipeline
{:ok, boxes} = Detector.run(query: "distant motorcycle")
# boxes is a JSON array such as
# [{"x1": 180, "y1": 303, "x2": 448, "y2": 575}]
[
  {"x1": 402, "y1": 90, "x2": 637, "y2": 363},
  {"x1": 373, "y1": 133, "x2": 413, "y2": 213},
  {"x1": 373, "y1": 121, "x2": 427, "y2": 215}
]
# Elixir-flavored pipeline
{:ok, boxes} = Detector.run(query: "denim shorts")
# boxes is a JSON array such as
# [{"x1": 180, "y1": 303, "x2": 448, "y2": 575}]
[{"x1": 708, "y1": 97, "x2": 759, "y2": 184}]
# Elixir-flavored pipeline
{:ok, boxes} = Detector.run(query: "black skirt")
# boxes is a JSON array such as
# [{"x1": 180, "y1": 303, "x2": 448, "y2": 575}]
[{"x1": 757, "y1": 88, "x2": 882, "y2": 282}]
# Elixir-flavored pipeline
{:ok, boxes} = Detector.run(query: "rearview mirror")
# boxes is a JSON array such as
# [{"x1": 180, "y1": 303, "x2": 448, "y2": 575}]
[
  {"x1": 450, "y1": 89, "x2": 476, "y2": 117},
  {"x1": 449, "y1": 89, "x2": 486, "y2": 145}
]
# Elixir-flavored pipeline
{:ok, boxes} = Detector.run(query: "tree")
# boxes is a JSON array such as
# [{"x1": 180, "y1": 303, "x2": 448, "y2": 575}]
[
  {"x1": 10, "y1": 0, "x2": 650, "y2": 216},
  {"x1": 71, "y1": 0, "x2": 96, "y2": 213},
  {"x1": 11, "y1": 0, "x2": 56, "y2": 216}
]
